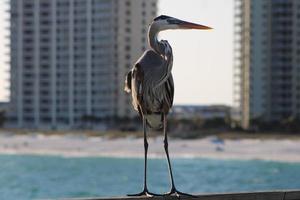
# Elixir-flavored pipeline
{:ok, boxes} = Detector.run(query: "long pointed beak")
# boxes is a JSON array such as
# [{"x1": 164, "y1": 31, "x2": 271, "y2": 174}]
[
  {"x1": 174, "y1": 19, "x2": 212, "y2": 30},
  {"x1": 181, "y1": 21, "x2": 212, "y2": 30}
]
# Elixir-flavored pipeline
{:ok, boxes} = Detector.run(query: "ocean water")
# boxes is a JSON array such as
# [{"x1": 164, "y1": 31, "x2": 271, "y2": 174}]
[{"x1": 0, "y1": 155, "x2": 300, "y2": 200}]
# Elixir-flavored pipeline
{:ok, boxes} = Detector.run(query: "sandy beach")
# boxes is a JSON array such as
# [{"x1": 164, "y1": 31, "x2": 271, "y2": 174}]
[{"x1": 0, "y1": 131, "x2": 300, "y2": 163}]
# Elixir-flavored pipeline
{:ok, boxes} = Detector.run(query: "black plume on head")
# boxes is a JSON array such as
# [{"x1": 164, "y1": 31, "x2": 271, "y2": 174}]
[{"x1": 153, "y1": 15, "x2": 171, "y2": 21}]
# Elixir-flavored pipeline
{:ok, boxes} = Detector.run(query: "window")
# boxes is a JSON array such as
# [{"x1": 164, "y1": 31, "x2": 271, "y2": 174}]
[
  {"x1": 125, "y1": 45, "x2": 130, "y2": 51},
  {"x1": 125, "y1": 27, "x2": 131, "y2": 33},
  {"x1": 125, "y1": 0, "x2": 131, "y2": 6},
  {"x1": 125, "y1": 54, "x2": 131, "y2": 60},
  {"x1": 126, "y1": 19, "x2": 131, "y2": 24}
]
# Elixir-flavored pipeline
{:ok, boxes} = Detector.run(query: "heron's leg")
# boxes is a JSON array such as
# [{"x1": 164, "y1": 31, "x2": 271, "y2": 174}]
[
  {"x1": 142, "y1": 117, "x2": 149, "y2": 192},
  {"x1": 163, "y1": 114, "x2": 176, "y2": 189},
  {"x1": 128, "y1": 117, "x2": 160, "y2": 197},
  {"x1": 163, "y1": 114, "x2": 195, "y2": 197}
]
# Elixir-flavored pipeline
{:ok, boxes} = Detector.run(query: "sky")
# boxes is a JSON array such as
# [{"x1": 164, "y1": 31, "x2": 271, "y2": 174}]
[{"x1": 0, "y1": 0, "x2": 234, "y2": 106}]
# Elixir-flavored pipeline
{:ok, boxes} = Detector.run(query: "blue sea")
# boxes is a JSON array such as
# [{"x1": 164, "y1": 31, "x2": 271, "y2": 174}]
[{"x1": 0, "y1": 155, "x2": 300, "y2": 200}]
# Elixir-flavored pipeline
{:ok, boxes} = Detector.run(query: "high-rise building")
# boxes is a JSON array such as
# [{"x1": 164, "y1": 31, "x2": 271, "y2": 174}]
[
  {"x1": 9, "y1": 0, "x2": 157, "y2": 129},
  {"x1": 233, "y1": 0, "x2": 300, "y2": 129}
]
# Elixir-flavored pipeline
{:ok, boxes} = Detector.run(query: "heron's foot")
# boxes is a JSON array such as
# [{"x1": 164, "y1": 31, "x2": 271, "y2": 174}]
[
  {"x1": 164, "y1": 187, "x2": 196, "y2": 198},
  {"x1": 127, "y1": 189, "x2": 162, "y2": 197}
]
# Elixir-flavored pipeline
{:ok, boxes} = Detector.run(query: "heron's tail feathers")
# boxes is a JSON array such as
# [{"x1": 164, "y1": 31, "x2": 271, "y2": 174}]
[{"x1": 145, "y1": 113, "x2": 163, "y2": 130}]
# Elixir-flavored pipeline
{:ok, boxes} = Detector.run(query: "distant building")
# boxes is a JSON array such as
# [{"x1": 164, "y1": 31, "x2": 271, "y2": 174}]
[
  {"x1": 0, "y1": 102, "x2": 9, "y2": 113},
  {"x1": 233, "y1": 0, "x2": 300, "y2": 129},
  {"x1": 0, "y1": 102, "x2": 8, "y2": 127},
  {"x1": 9, "y1": 0, "x2": 157, "y2": 129},
  {"x1": 170, "y1": 105, "x2": 231, "y2": 120}
]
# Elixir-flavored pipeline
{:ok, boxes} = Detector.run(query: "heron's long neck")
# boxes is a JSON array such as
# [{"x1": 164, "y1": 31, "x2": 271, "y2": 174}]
[
  {"x1": 148, "y1": 25, "x2": 162, "y2": 54},
  {"x1": 148, "y1": 24, "x2": 173, "y2": 87}
]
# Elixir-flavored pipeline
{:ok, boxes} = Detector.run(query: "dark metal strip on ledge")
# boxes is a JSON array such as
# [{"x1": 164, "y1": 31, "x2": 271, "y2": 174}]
[{"x1": 62, "y1": 190, "x2": 300, "y2": 200}]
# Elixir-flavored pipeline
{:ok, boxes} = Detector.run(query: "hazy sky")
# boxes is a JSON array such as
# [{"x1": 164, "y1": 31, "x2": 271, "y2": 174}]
[{"x1": 0, "y1": 0, "x2": 234, "y2": 106}]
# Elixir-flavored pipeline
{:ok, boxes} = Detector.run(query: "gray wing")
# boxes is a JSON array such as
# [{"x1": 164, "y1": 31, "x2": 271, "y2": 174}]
[
  {"x1": 136, "y1": 50, "x2": 174, "y2": 113},
  {"x1": 164, "y1": 75, "x2": 174, "y2": 113},
  {"x1": 136, "y1": 50, "x2": 167, "y2": 86},
  {"x1": 137, "y1": 50, "x2": 163, "y2": 68},
  {"x1": 124, "y1": 50, "x2": 163, "y2": 95},
  {"x1": 124, "y1": 49, "x2": 174, "y2": 128}
]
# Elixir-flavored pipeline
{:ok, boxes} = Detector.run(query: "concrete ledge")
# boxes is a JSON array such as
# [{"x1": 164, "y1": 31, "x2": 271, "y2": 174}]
[{"x1": 63, "y1": 190, "x2": 300, "y2": 200}]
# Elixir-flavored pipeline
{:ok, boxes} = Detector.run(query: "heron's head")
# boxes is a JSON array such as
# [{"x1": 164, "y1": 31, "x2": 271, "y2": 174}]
[{"x1": 150, "y1": 15, "x2": 212, "y2": 31}]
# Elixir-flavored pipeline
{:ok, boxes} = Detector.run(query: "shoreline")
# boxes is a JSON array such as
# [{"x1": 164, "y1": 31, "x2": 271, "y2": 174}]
[
  {"x1": 0, "y1": 132, "x2": 300, "y2": 163},
  {"x1": 2, "y1": 150, "x2": 300, "y2": 164}
]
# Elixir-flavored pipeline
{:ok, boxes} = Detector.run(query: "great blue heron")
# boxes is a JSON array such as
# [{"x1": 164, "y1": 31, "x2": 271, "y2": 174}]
[{"x1": 124, "y1": 15, "x2": 212, "y2": 197}]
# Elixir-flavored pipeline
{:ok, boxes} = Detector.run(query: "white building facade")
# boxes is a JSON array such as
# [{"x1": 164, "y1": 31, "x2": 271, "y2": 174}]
[
  {"x1": 234, "y1": 0, "x2": 300, "y2": 129},
  {"x1": 9, "y1": 0, "x2": 157, "y2": 129}
]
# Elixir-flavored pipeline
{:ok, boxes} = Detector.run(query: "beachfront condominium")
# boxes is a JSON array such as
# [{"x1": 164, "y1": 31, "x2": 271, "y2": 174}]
[
  {"x1": 233, "y1": 0, "x2": 300, "y2": 129},
  {"x1": 9, "y1": 0, "x2": 157, "y2": 129}
]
